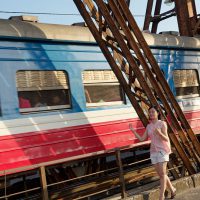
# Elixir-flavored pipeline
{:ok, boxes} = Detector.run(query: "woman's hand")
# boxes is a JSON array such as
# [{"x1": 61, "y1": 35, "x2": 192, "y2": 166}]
[
  {"x1": 129, "y1": 123, "x2": 148, "y2": 142},
  {"x1": 155, "y1": 127, "x2": 169, "y2": 141},
  {"x1": 155, "y1": 128, "x2": 162, "y2": 136}
]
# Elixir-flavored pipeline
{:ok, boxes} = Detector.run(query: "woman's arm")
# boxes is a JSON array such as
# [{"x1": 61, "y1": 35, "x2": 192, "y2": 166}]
[
  {"x1": 155, "y1": 122, "x2": 169, "y2": 141},
  {"x1": 129, "y1": 124, "x2": 148, "y2": 142}
]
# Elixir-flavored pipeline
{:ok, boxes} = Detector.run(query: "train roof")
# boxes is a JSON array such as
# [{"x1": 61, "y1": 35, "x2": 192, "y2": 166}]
[{"x1": 1, "y1": 18, "x2": 200, "y2": 49}]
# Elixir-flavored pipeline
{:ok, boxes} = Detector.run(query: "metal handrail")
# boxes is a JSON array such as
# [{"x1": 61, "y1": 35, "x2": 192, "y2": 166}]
[
  {"x1": 0, "y1": 146, "x2": 149, "y2": 199},
  {"x1": 0, "y1": 145, "x2": 182, "y2": 200},
  {"x1": 0, "y1": 187, "x2": 41, "y2": 199}
]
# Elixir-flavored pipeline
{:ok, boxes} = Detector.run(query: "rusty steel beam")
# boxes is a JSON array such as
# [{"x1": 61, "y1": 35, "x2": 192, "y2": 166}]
[
  {"x1": 117, "y1": 0, "x2": 200, "y2": 155},
  {"x1": 82, "y1": 1, "x2": 151, "y2": 113},
  {"x1": 82, "y1": 1, "x2": 150, "y2": 110},
  {"x1": 151, "y1": 0, "x2": 162, "y2": 33},
  {"x1": 186, "y1": 0, "x2": 198, "y2": 30},
  {"x1": 126, "y1": 0, "x2": 131, "y2": 7},
  {"x1": 143, "y1": 0, "x2": 154, "y2": 31},
  {"x1": 118, "y1": 1, "x2": 200, "y2": 167},
  {"x1": 74, "y1": 0, "x2": 150, "y2": 126},
  {"x1": 193, "y1": 18, "x2": 200, "y2": 35},
  {"x1": 74, "y1": 0, "x2": 200, "y2": 175},
  {"x1": 86, "y1": 0, "x2": 150, "y2": 112},
  {"x1": 174, "y1": 0, "x2": 193, "y2": 36},
  {"x1": 78, "y1": 1, "x2": 151, "y2": 117},
  {"x1": 143, "y1": 0, "x2": 176, "y2": 34},
  {"x1": 173, "y1": 0, "x2": 198, "y2": 36},
  {"x1": 108, "y1": 0, "x2": 199, "y2": 173},
  {"x1": 144, "y1": 0, "x2": 199, "y2": 36}
]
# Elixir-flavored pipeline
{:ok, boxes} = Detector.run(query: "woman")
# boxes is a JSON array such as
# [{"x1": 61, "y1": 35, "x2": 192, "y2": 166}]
[{"x1": 129, "y1": 106, "x2": 176, "y2": 200}]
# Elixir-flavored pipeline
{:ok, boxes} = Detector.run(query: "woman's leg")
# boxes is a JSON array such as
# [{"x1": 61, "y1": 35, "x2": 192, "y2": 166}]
[
  {"x1": 159, "y1": 162, "x2": 167, "y2": 200},
  {"x1": 154, "y1": 162, "x2": 167, "y2": 200},
  {"x1": 154, "y1": 162, "x2": 176, "y2": 197},
  {"x1": 166, "y1": 174, "x2": 175, "y2": 193}
]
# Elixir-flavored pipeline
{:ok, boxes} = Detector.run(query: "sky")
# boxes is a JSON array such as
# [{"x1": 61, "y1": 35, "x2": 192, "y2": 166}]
[{"x1": 0, "y1": 0, "x2": 199, "y2": 33}]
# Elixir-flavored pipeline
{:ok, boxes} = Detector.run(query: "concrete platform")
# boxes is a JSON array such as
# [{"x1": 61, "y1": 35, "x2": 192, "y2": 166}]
[
  {"x1": 175, "y1": 186, "x2": 200, "y2": 200},
  {"x1": 103, "y1": 173, "x2": 200, "y2": 200}
]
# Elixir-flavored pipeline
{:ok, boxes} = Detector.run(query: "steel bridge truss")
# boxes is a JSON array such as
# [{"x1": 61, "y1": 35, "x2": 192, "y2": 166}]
[
  {"x1": 144, "y1": 0, "x2": 200, "y2": 36},
  {"x1": 74, "y1": 0, "x2": 200, "y2": 176}
]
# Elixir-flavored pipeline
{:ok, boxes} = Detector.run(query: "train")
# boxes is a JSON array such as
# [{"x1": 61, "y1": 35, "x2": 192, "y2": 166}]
[{"x1": 0, "y1": 16, "x2": 200, "y2": 174}]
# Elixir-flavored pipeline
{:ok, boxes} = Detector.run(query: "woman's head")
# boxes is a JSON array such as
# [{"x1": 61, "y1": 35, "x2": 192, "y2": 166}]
[{"x1": 148, "y1": 106, "x2": 161, "y2": 120}]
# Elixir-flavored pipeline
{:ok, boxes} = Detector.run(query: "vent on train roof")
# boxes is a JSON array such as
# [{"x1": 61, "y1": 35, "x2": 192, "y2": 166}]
[
  {"x1": 9, "y1": 15, "x2": 38, "y2": 23},
  {"x1": 71, "y1": 22, "x2": 87, "y2": 27},
  {"x1": 159, "y1": 31, "x2": 179, "y2": 36}
]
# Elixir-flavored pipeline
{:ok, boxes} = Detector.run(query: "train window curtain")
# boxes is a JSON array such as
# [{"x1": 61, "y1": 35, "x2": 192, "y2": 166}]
[
  {"x1": 82, "y1": 70, "x2": 125, "y2": 107},
  {"x1": 173, "y1": 69, "x2": 200, "y2": 98},
  {"x1": 16, "y1": 70, "x2": 71, "y2": 113}
]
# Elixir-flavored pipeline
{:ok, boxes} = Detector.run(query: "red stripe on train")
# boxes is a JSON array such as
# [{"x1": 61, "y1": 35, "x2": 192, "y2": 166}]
[
  {"x1": 0, "y1": 118, "x2": 145, "y2": 171},
  {"x1": 0, "y1": 111, "x2": 200, "y2": 172}
]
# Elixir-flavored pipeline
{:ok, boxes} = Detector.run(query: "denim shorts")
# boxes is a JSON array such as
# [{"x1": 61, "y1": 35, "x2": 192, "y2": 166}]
[{"x1": 150, "y1": 151, "x2": 169, "y2": 164}]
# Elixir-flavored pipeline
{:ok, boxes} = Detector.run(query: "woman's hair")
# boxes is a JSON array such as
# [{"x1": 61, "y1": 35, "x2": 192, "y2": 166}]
[{"x1": 148, "y1": 105, "x2": 161, "y2": 120}]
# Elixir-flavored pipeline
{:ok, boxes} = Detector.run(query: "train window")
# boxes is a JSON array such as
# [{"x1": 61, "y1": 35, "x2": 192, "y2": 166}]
[
  {"x1": 82, "y1": 70, "x2": 124, "y2": 107},
  {"x1": 173, "y1": 69, "x2": 200, "y2": 99},
  {"x1": 16, "y1": 71, "x2": 70, "y2": 113}
]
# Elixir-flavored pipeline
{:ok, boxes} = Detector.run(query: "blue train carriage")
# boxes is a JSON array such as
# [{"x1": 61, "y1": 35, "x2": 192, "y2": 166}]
[{"x1": 0, "y1": 16, "x2": 200, "y2": 173}]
